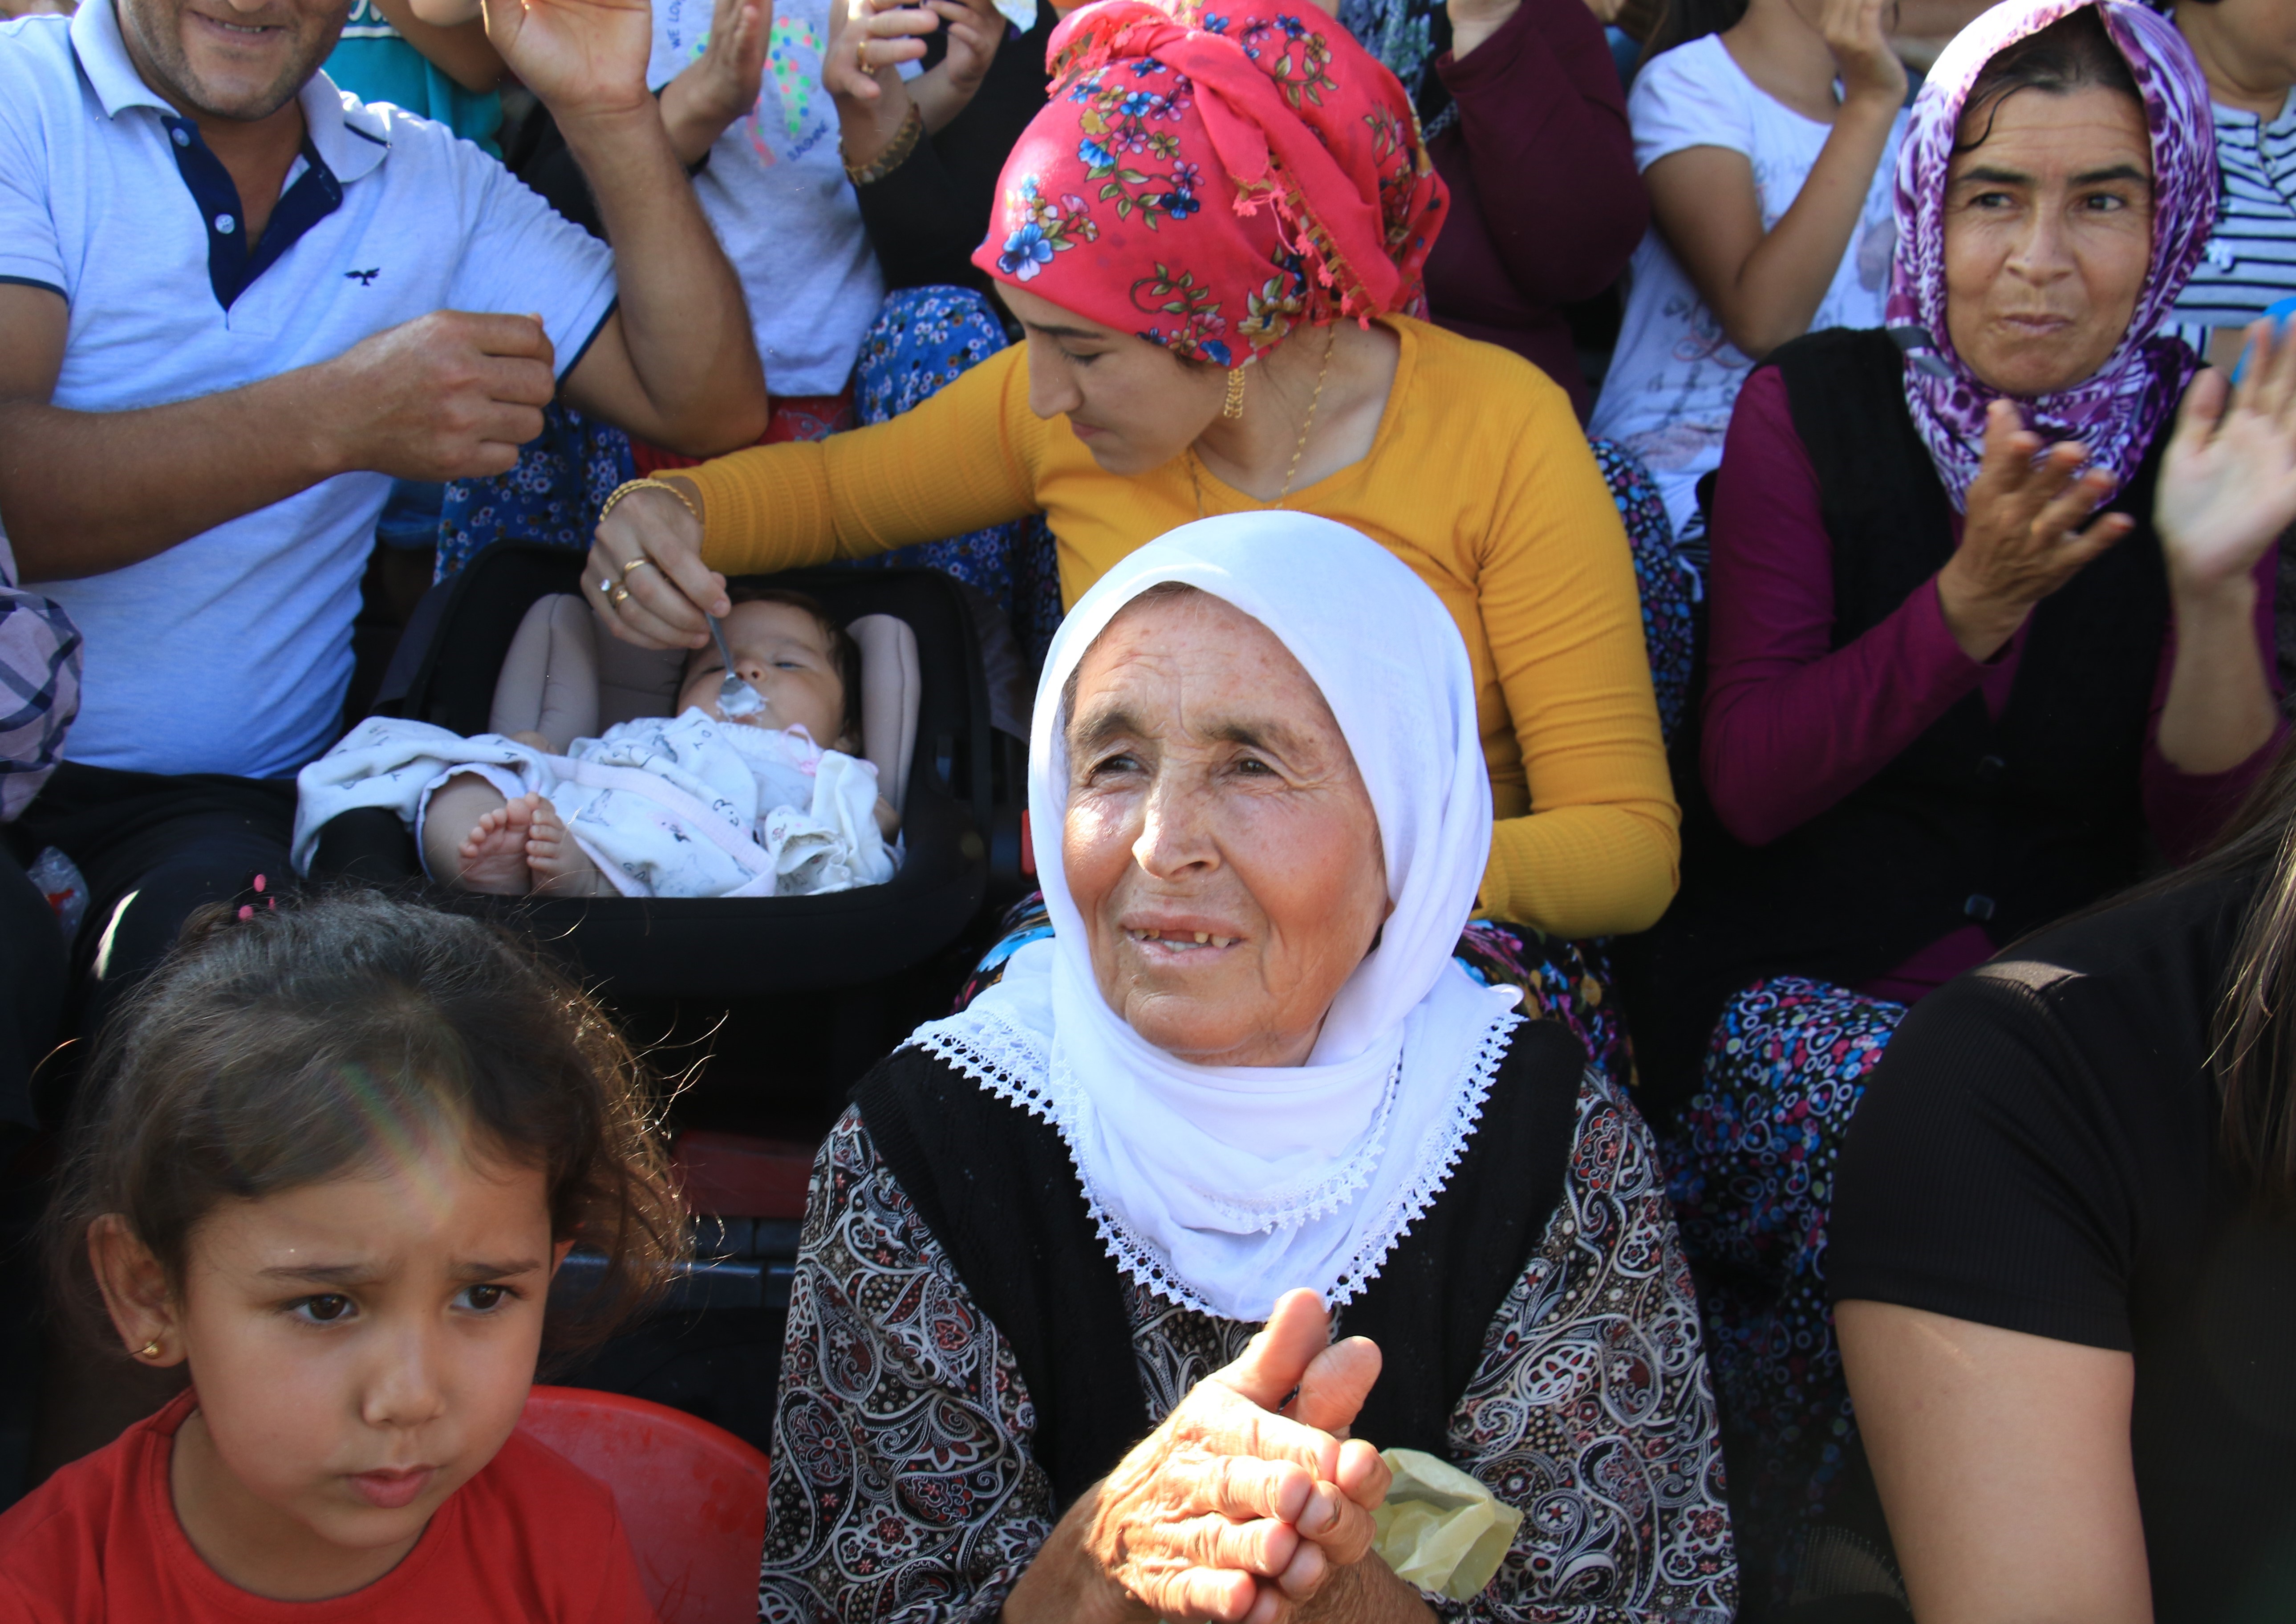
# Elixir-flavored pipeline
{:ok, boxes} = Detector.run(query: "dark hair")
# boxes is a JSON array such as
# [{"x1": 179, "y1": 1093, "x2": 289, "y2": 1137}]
[
  {"x1": 43, "y1": 892, "x2": 685, "y2": 1356},
  {"x1": 1957, "y1": 7, "x2": 2143, "y2": 153},
  {"x1": 1642, "y1": 0, "x2": 1748, "y2": 66},
  {"x1": 718, "y1": 584, "x2": 864, "y2": 746}
]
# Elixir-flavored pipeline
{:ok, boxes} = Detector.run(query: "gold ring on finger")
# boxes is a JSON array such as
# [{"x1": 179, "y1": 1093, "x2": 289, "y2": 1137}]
[
  {"x1": 611, "y1": 585, "x2": 631, "y2": 606},
  {"x1": 856, "y1": 37, "x2": 868, "y2": 70},
  {"x1": 622, "y1": 556, "x2": 656, "y2": 576}
]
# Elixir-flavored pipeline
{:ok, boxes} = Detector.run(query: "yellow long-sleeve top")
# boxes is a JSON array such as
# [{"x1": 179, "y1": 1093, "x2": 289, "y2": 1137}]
[{"x1": 679, "y1": 316, "x2": 1680, "y2": 937}]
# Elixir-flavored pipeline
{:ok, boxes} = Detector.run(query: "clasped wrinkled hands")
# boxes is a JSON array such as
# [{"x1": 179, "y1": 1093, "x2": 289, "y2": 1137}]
[{"x1": 1083, "y1": 1289, "x2": 1392, "y2": 1624}]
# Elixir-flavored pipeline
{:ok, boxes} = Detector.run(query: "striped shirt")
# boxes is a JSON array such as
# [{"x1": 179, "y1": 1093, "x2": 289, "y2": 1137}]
[{"x1": 2168, "y1": 92, "x2": 2296, "y2": 349}]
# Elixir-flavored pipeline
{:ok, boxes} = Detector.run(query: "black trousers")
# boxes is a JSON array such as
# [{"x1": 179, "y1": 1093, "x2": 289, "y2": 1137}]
[
  {"x1": 14, "y1": 763, "x2": 295, "y2": 1051},
  {"x1": 0, "y1": 838, "x2": 68, "y2": 1129}
]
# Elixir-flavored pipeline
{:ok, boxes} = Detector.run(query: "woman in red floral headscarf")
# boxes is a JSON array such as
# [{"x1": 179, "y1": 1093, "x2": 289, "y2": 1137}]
[{"x1": 588, "y1": 0, "x2": 1680, "y2": 954}]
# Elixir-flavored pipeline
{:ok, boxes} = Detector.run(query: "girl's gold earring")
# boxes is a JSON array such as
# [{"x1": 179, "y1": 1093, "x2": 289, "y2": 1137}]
[
  {"x1": 136, "y1": 1339, "x2": 161, "y2": 1359},
  {"x1": 1222, "y1": 366, "x2": 1246, "y2": 419}
]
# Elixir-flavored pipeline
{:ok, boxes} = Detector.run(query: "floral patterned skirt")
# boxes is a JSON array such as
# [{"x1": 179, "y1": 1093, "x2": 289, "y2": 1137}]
[
  {"x1": 1659, "y1": 974, "x2": 1907, "y2": 1602},
  {"x1": 1590, "y1": 436, "x2": 1694, "y2": 746},
  {"x1": 953, "y1": 896, "x2": 1627, "y2": 1088}
]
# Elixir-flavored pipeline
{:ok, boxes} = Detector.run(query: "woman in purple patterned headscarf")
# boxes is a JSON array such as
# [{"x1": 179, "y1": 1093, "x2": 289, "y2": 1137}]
[
  {"x1": 1628, "y1": 0, "x2": 2296, "y2": 1599},
  {"x1": 1887, "y1": 0, "x2": 2217, "y2": 507}
]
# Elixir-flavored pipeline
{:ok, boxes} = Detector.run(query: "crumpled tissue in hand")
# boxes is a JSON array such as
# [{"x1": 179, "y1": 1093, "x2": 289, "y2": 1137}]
[{"x1": 1368, "y1": 1448, "x2": 1525, "y2": 1603}]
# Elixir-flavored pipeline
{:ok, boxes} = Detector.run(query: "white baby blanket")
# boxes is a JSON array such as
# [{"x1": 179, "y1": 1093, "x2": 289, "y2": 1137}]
[{"x1": 293, "y1": 710, "x2": 899, "y2": 898}]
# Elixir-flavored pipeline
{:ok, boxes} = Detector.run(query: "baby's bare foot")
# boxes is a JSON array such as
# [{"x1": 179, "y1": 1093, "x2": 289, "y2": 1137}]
[
  {"x1": 456, "y1": 795, "x2": 542, "y2": 894},
  {"x1": 525, "y1": 799, "x2": 614, "y2": 897}
]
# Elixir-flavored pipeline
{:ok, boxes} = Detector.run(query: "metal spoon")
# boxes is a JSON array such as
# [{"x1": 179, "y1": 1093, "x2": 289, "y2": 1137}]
[{"x1": 707, "y1": 615, "x2": 768, "y2": 720}]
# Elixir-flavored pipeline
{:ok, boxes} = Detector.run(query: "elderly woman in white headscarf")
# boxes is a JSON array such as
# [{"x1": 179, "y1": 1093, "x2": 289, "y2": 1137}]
[{"x1": 763, "y1": 515, "x2": 1735, "y2": 1623}]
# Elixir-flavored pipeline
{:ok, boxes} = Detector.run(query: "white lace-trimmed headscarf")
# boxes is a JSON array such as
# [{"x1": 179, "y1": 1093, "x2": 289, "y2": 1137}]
[{"x1": 906, "y1": 513, "x2": 1525, "y2": 1323}]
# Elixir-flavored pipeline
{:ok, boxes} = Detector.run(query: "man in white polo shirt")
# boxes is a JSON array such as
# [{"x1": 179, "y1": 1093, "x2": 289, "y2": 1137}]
[{"x1": 0, "y1": 0, "x2": 766, "y2": 1031}]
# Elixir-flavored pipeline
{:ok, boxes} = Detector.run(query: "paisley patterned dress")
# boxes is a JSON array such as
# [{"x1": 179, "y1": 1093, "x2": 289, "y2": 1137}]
[{"x1": 763, "y1": 1064, "x2": 1738, "y2": 1622}]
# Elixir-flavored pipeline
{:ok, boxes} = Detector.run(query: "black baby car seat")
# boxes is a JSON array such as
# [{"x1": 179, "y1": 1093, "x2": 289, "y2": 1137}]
[{"x1": 311, "y1": 544, "x2": 1029, "y2": 1001}]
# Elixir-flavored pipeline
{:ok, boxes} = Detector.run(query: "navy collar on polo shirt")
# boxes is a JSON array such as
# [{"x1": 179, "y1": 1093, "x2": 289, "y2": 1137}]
[{"x1": 69, "y1": 0, "x2": 392, "y2": 309}]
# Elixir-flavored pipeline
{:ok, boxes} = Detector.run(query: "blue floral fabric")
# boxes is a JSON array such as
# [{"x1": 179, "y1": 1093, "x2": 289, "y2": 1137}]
[
  {"x1": 844, "y1": 288, "x2": 1065, "y2": 669},
  {"x1": 1661, "y1": 975, "x2": 1907, "y2": 1603},
  {"x1": 1593, "y1": 436, "x2": 1693, "y2": 744},
  {"x1": 435, "y1": 405, "x2": 633, "y2": 582}
]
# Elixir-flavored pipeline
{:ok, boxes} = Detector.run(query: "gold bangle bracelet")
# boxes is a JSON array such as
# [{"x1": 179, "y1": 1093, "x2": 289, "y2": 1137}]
[
  {"x1": 598, "y1": 477, "x2": 699, "y2": 526},
  {"x1": 842, "y1": 102, "x2": 925, "y2": 187}
]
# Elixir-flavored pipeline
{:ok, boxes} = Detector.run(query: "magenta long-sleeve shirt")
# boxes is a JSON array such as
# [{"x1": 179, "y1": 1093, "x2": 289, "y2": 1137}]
[
  {"x1": 1703, "y1": 367, "x2": 2285, "y2": 1002},
  {"x1": 1423, "y1": 0, "x2": 1647, "y2": 423}
]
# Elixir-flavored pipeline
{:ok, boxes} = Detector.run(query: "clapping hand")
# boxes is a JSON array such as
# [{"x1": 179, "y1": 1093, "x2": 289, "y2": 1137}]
[
  {"x1": 826, "y1": 0, "x2": 941, "y2": 98},
  {"x1": 662, "y1": 0, "x2": 773, "y2": 162},
  {"x1": 483, "y1": 0, "x2": 654, "y2": 121},
  {"x1": 694, "y1": 0, "x2": 775, "y2": 132},
  {"x1": 1936, "y1": 400, "x2": 2132, "y2": 661},
  {"x1": 827, "y1": 0, "x2": 1006, "y2": 124},
  {"x1": 930, "y1": 0, "x2": 1007, "y2": 108},
  {"x1": 2157, "y1": 317, "x2": 2296, "y2": 598}
]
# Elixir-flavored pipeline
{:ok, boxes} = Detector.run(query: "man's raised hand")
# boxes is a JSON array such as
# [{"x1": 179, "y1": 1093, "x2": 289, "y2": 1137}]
[
  {"x1": 322, "y1": 311, "x2": 555, "y2": 484},
  {"x1": 483, "y1": 0, "x2": 654, "y2": 122}
]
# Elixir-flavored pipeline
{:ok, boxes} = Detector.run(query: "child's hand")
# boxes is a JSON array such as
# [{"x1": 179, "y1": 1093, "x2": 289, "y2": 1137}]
[
  {"x1": 661, "y1": 0, "x2": 773, "y2": 162},
  {"x1": 1822, "y1": 0, "x2": 1907, "y2": 108}
]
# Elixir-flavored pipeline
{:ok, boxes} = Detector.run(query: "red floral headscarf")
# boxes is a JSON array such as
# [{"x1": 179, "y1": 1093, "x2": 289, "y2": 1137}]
[{"x1": 970, "y1": 0, "x2": 1448, "y2": 366}]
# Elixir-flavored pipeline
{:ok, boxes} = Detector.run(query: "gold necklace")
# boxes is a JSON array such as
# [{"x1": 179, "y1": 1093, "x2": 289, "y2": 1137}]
[{"x1": 1190, "y1": 329, "x2": 1337, "y2": 517}]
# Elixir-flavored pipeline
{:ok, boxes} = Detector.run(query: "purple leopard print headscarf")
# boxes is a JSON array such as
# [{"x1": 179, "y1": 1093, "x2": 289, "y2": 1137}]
[{"x1": 1888, "y1": 0, "x2": 2215, "y2": 510}]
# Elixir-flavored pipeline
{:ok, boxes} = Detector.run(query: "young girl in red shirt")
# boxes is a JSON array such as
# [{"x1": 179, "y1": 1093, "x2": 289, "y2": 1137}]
[{"x1": 0, "y1": 893, "x2": 685, "y2": 1621}]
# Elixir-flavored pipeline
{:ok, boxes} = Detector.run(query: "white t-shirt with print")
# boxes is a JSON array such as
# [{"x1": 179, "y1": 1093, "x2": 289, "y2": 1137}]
[
  {"x1": 1589, "y1": 32, "x2": 1905, "y2": 539},
  {"x1": 648, "y1": 0, "x2": 884, "y2": 397}
]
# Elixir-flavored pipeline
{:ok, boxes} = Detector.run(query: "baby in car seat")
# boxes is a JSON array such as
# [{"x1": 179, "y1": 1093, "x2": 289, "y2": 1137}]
[
  {"x1": 294, "y1": 590, "x2": 900, "y2": 899},
  {"x1": 431, "y1": 590, "x2": 896, "y2": 897}
]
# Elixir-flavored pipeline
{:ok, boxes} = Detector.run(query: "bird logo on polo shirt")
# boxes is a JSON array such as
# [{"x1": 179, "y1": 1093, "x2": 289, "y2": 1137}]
[{"x1": 345, "y1": 268, "x2": 381, "y2": 286}]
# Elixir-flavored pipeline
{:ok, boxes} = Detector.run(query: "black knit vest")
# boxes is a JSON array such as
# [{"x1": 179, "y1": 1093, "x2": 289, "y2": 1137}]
[
  {"x1": 1631, "y1": 328, "x2": 2170, "y2": 1107},
  {"x1": 852, "y1": 1018, "x2": 1588, "y2": 1510}
]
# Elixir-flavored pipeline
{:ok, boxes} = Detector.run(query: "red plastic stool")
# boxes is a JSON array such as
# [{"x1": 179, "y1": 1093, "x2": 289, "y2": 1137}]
[{"x1": 519, "y1": 1386, "x2": 771, "y2": 1624}]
